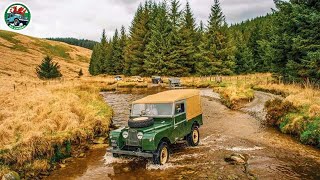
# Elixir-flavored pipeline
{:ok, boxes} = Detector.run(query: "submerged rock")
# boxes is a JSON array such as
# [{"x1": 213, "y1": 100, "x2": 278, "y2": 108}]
[
  {"x1": 1, "y1": 171, "x2": 20, "y2": 180},
  {"x1": 59, "y1": 164, "x2": 66, "y2": 168},
  {"x1": 78, "y1": 153, "x2": 86, "y2": 158},
  {"x1": 224, "y1": 153, "x2": 249, "y2": 165}
]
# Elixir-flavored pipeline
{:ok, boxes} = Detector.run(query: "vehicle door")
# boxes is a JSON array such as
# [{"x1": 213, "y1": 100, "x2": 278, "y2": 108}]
[{"x1": 173, "y1": 100, "x2": 187, "y2": 141}]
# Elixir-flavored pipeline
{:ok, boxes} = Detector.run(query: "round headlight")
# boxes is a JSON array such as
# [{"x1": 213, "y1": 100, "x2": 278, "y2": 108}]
[
  {"x1": 122, "y1": 131, "x2": 128, "y2": 139},
  {"x1": 137, "y1": 132, "x2": 143, "y2": 140}
]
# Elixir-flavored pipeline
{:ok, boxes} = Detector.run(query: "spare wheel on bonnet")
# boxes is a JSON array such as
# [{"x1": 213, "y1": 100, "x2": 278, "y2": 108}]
[{"x1": 128, "y1": 117, "x2": 154, "y2": 128}]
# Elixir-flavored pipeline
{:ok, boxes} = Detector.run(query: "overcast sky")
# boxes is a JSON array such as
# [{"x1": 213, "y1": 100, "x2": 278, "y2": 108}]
[{"x1": 0, "y1": 0, "x2": 275, "y2": 41}]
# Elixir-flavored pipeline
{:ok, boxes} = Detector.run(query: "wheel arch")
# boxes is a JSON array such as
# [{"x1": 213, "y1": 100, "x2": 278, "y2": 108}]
[
  {"x1": 160, "y1": 137, "x2": 171, "y2": 145},
  {"x1": 192, "y1": 121, "x2": 200, "y2": 128}
]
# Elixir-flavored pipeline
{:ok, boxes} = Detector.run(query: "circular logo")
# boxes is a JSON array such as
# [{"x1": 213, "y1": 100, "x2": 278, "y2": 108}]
[{"x1": 4, "y1": 3, "x2": 31, "y2": 30}]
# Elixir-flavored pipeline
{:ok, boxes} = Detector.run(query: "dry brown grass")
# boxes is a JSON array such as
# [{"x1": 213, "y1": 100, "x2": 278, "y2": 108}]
[
  {"x1": 255, "y1": 81, "x2": 320, "y2": 147},
  {"x1": 214, "y1": 84, "x2": 255, "y2": 109},
  {"x1": 0, "y1": 77, "x2": 112, "y2": 177},
  {"x1": 256, "y1": 83, "x2": 320, "y2": 117},
  {"x1": 0, "y1": 30, "x2": 91, "y2": 79},
  {"x1": 0, "y1": 31, "x2": 116, "y2": 177}
]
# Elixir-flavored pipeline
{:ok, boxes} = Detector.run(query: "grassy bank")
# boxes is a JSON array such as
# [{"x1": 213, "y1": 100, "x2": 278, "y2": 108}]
[
  {"x1": 0, "y1": 79, "x2": 112, "y2": 178},
  {"x1": 256, "y1": 84, "x2": 320, "y2": 147},
  {"x1": 180, "y1": 74, "x2": 269, "y2": 109},
  {"x1": 214, "y1": 84, "x2": 254, "y2": 109},
  {"x1": 181, "y1": 74, "x2": 319, "y2": 147}
]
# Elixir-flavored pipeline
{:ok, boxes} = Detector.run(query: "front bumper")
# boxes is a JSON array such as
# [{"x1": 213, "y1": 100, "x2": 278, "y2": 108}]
[{"x1": 108, "y1": 148, "x2": 153, "y2": 158}]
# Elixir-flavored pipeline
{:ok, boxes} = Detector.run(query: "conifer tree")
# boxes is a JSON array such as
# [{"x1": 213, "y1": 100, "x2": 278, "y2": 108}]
[
  {"x1": 119, "y1": 26, "x2": 127, "y2": 74},
  {"x1": 36, "y1": 56, "x2": 62, "y2": 79},
  {"x1": 144, "y1": 2, "x2": 172, "y2": 76},
  {"x1": 89, "y1": 43, "x2": 101, "y2": 75},
  {"x1": 110, "y1": 29, "x2": 122, "y2": 75},
  {"x1": 178, "y1": 1, "x2": 197, "y2": 75},
  {"x1": 247, "y1": 25, "x2": 260, "y2": 71},
  {"x1": 100, "y1": 29, "x2": 111, "y2": 74},
  {"x1": 166, "y1": 0, "x2": 189, "y2": 76},
  {"x1": 272, "y1": 0, "x2": 320, "y2": 83},
  {"x1": 124, "y1": 4, "x2": 150, "y2": 76},
  {"x1": 196, "y1": 0, "x2": 235, "y2": 75},
  {"x1": 78, "y1": 68, "x2": 83, "y2": 77}
]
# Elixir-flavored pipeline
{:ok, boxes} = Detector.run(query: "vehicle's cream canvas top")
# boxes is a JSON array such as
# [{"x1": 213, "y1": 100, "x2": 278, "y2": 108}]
[
  {"x1": 132, "y1": 89, "x2": 200, "y2": 104},
  {"x1": 186, "y1": 95, "x2": 201, "y2": 120}
]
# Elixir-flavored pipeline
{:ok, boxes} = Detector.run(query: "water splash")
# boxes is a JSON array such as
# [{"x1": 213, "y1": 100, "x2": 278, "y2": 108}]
[
  {"x1": 226, "y1": 146, "x2": 264, "y2": 151},
  {"x1": 146, "y1": 163, "x2": 176, "y2": 170},
  {"x1": 103, "y1": 152, "x2": 131, "y2": 165}
]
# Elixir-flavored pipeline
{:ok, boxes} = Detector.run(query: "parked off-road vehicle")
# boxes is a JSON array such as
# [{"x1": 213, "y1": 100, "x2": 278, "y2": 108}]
[
  {"x1": 6, "y1": 13, "x2": 29, "y2": 26},
  {"x1": 168, "y1": 78, "x2": 181, "y2": 88},
  {"x1": 109, "y1": 89, "x2": 203, "y2": 165},
  {"x1": 114, "y1": 75, "x2": 122, "y2": 81},
  {"x1": 151, "y1": 76, "x2": 163, "y2": 84}
]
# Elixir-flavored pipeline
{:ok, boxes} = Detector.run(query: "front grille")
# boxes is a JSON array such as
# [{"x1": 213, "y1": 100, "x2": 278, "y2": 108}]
[{"x1": 126, "y1": 129, "x2": 140, "y2": 146}]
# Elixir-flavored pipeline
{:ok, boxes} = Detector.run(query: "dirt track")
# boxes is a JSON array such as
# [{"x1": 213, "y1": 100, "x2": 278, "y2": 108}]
[{"x1": 47, "y1": 89, "x2": 320, "y2": 180}]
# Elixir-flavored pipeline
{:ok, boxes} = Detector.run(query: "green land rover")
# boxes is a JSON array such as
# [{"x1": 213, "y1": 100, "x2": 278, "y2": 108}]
[{"x1": 109, "y1": 89, "x2": 203, "y2": 165}]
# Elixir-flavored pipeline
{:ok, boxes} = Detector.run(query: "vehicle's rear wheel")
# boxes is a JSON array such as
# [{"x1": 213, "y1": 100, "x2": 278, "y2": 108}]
[
  {"x1": 153, "y1": 141, "x2": 169, "y2": 165},
  {"x1": 14, "y1": 19, "x2": 19, "y2": 26},
  {"x1": 187, "y1": 126, "x2": 200, "y2": 146}
]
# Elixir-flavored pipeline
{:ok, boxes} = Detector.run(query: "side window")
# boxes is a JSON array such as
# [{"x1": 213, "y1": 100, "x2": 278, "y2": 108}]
[{"x1": 175, "y1": 102, "x2": 185, "y2": 114}]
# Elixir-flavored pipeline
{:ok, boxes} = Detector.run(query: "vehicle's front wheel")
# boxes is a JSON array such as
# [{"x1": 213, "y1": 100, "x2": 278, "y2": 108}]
[
  {"x1": 153, "y1": 141, "x2": 169, "y2": 165},
  {"x1": 112, "y1": 153, "x2": 119, "y2": 158},
  {"x1": 14, "y1": 19, "x2": 20, "y2": 26},
  {"x1": 187, "y1": 126, "x2": 200, "y2": 146}
]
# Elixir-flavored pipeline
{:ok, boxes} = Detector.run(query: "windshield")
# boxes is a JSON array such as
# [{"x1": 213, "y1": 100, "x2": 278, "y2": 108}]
[{"x1": 132, "y1": 103, "x2": 173, "y2": 117}]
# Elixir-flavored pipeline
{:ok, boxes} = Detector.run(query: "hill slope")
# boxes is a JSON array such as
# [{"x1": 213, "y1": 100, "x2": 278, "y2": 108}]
[{"x1": 0, "y1": 30, "x2": 91, "y2": 79}]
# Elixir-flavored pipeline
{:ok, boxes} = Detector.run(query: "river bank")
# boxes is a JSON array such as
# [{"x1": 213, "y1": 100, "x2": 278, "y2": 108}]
[{"x1": 0, "y1": 80, "x2": 113, "y2": 179}]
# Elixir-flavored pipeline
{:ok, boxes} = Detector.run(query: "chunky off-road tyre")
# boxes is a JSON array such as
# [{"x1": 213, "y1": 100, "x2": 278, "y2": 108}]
[
  {"x1": 128, "y1": 117, "x2": 154, "y2": 128},
  {"x1": 112, "y1": 153, "x2": 119, "y2": 157},
  {"x1": 187, "y1": 126, "x2": 200, "y2": 146},
  {"x1": 14, "y1": 19, "x2": 19, "y2": 26},
  {"x1": 153, "y1": 141, "x2": 169, "y2": 165}
]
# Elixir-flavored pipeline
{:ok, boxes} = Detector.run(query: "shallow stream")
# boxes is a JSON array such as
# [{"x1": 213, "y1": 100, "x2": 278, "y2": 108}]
[{"x1": 46, "y1": 88, "x2": 320, "y2": 180}]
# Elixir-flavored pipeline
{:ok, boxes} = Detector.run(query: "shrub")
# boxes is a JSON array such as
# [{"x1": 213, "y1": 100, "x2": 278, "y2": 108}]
[
  {"x1": 78, "y1": 69, "x2": 83, "y2": 77},
  {"x1": 265, "y1": 99, "x2": 296, "y2": 126},
  {"x1": 214, "y1": 84, "x2": 254, "y2": 109},
  {"x1": 300, "y1": 117, "x2": 320, "y2": 147},
  {"x1": 36, "y1": 56, "x2": 62, "y2": 79}
]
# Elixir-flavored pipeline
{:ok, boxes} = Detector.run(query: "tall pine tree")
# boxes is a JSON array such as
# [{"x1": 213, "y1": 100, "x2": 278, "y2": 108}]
[
  {"x1": 124, "y1": 3, "x2": 151, "y2": 76},
  {"x1": 144, "y1": 2, "x2": 172, "y2": 76},
  {"x1": 196, "y1": 0, "x2": 235, "y2": 75}
]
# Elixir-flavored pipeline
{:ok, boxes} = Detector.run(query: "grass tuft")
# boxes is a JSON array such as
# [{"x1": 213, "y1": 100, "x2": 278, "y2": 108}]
[{"x1": 214, "y1": 84, "x2": 254, "y2": 109}]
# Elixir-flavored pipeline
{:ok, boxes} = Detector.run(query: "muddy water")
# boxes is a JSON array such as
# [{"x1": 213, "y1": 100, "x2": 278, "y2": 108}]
[{"x1": 47, "y1": 88, "x2": 320, "y2": 180}]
